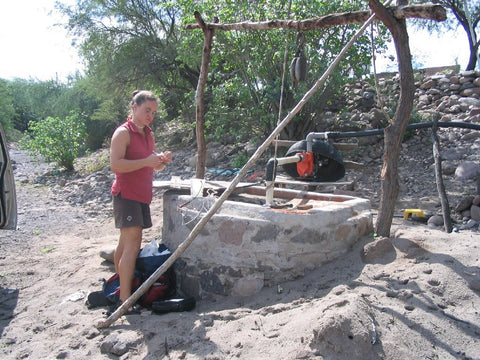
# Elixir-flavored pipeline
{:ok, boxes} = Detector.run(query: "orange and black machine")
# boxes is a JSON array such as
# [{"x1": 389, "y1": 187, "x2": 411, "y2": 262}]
[{"x1": 265, "y1": 132, "x2": 345, "y2": 205}]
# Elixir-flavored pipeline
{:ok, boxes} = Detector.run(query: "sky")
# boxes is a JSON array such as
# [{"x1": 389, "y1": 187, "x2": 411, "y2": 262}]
[
  {"x1": 0, "y1": 0, "x2": 472, "y2": 82},
  {"x1": 0, "y1": 0, "x2": 83, "y2": 82}
]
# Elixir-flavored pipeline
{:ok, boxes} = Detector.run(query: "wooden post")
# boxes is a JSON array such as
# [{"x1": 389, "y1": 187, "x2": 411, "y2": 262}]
[
  {"x1": 431, "y1": 114, "x2": 453, "y2": 233},
  {"x1": 194, "y1": 12, "x2": 217, "y2": 179},
  {"x1": 371, "y1": 0, "x2": 415, "y2": 237}
]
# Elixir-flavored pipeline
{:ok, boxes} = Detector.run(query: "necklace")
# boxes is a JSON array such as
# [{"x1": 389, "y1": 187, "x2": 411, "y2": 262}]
[{"x1": 132, "y1": 120, "x2": 144, "y2": 129}]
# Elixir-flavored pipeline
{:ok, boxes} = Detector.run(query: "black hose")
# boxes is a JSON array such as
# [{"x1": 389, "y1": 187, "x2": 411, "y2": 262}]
[
  {"x1": 266, "y1": 158, "x2": 277, "y2": 182},
  {"x1": 326, "y1": 121, "x2": 480, "y2": 139}
]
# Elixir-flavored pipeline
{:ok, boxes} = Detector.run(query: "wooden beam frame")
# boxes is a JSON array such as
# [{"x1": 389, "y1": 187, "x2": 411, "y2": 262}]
[{"x1": 185, "y1": 4, "x2": 445, "y2": 31}]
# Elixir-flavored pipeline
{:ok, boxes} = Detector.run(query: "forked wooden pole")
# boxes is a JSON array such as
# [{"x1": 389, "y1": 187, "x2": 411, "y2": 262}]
[{"x1": 96, "y1": 4, "x2": 388, "y2": 329}]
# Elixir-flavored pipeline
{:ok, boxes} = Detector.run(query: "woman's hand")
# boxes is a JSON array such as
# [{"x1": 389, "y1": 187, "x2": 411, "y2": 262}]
[
  {"x1": 157, "y1": 151, "x2": 172, "y2": 164},
  {"x1": 145, "y1": 153, "x2": 163, "y2": 169},
  {"x1": 154, "y1": 163, "x2": 166, "y2": 171},
  {"x1": 152, "y1": 150, "x2": 171, "y2": 171}
]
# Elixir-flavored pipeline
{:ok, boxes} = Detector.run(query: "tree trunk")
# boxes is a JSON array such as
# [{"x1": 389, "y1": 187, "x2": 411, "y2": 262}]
[
  {"x1": 462, "y1": 0, "x2": 479, "y2": 70},
  {"x1": 371, "y1": 0, "x2": 415, "y2": 237},
  {"x1": 465, "y1": 37, "x2": 479, "y2": 71}
]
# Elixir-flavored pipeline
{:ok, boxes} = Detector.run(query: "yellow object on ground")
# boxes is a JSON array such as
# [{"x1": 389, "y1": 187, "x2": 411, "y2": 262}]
[{"x1": 404, "y1": 209, "x2": 425, "y2": 219}]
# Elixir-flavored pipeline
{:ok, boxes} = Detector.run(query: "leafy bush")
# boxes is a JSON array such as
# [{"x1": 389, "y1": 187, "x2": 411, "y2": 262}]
[
  {"x1": 403, "y1": 107, "x2": 428, "y2": 141},
  {"x1": 21, "y1": 112, "x2": 88, "y2": 171},
  {"x1": 230, "y1": 152, "x2": 249, "y2": 169}
]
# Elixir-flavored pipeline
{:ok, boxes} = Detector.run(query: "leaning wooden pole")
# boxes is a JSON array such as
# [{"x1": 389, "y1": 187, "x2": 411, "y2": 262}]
[{"x1": 95, "y1": 7, "x2": 382, "y2": 329}]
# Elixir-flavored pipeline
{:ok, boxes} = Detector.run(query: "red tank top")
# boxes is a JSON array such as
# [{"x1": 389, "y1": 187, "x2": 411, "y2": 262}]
[{"x1": 111, "y1": 119, "x2": 154, "y2": 204}]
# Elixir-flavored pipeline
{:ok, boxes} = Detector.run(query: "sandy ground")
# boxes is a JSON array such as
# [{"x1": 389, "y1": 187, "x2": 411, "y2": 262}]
[{"x1": 1, "y1": 149, "x2": 479, "y2": 360}]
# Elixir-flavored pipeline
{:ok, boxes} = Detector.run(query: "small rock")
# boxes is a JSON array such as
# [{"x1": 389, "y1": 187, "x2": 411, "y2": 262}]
[
  {"x1": 99, "y1": 247, "x2": 115, "y2": 263},
  {"x1": 83, "y1": 327, "x2": 100, "y2": 340},
  {"x1": 454, "y1": 196, "x2": 474, "y2": 213},
  {"x1": 420, "y1": 79, "x2": 436, "y2": 89},
  {"x1": 56, "y1": 351, "x2": 68, "y2": 359},
  {"x1": 471, "y1": 205, "x2": 480, "y2": 221},
  {"x1": 441, "y1": 161, "x2": 457, "y2": 176},
  {"x1": 361, "y1": 237, "x2": 395, "y2": 264},
  {"x1": 473, "y1": 195, "x2": 480, "y2": 206},
  {"x1": 455, "y1": 161, "x2": 480, "y2": 180},
  {"x1": 459, "y1": 219, "x2": 478, "y2": 230},
  {"x1": 101, "y1": 334, "x2": 124, "y2": 356},
  {"x1": 427, "y1": 215, "x2": 444, "y2": 227}
]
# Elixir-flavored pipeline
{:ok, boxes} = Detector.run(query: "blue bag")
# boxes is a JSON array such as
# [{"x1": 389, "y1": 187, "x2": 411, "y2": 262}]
[
  {"x1": 136, "y1": 243, "x2": 172, "y2": 277},
  {"x1": 102, "y1": 270, "x2": 143, "y2": 304}
]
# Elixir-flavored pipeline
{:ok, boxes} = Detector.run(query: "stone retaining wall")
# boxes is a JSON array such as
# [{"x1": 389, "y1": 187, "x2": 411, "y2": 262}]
[{"x1": 162, "y1": 188, "x2": 372, "y2": 299}]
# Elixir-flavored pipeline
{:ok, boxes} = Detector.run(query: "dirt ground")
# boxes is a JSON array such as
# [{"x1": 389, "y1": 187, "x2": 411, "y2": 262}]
[{"x1": 0, "y1": 147, "x2": 479, "y2": 360}]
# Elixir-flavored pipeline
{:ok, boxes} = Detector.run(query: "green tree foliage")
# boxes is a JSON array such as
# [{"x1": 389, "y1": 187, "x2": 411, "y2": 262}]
[
  {"x1": 7, "y1": 79, "x2": 65, "y2": 133},
  {"x1": 57, "y1": 77, "x2": 122, "y2": 149},
  {"x1": 58, "y1": 0, "x2": 385, "y2": 143},
  {"x1": 414, "y1": 0, "x2": 479, "y2": 70},
  {"x1": 20, "y1": 112, "x2": 88, "y2": 171},
  {"x1": 178, "y1": 0, "x2": 385, "y2": 140},
  {"x1": 5, "y1": 75, "x2": 121, "y2": 151},
  {"x1": 57, "y1": 0, "x2": 196, "y2": 123},
  {"x1": 0, "y1": 79, "x2": 15, "y2": 134}
]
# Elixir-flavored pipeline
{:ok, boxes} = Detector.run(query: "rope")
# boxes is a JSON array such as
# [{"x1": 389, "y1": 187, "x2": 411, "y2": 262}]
[
  {"x1": 277, "y1": 0, "x2": 293, "y2": 126},
  {"x1": 179, "y1": 195, "x2": 216, "y2": 226},
  {"x1": 270, "y1": 0, "x2": 293, "y2": 200}
]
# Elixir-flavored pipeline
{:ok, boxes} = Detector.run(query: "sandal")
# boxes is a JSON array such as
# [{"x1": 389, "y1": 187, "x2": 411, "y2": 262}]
[{"x1": 86, "y1": 291, "x2": 109, "y2": 309}]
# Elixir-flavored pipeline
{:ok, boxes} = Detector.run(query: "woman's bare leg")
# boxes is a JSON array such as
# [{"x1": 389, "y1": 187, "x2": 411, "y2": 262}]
[{"x1": 115, "y1": 226, "x2": 142, "y2": 303}]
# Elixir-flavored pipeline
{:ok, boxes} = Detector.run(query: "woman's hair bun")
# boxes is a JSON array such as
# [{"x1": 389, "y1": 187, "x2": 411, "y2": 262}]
[{"x1": 132, "y1": 89, "x2": 141, "y2": 99}]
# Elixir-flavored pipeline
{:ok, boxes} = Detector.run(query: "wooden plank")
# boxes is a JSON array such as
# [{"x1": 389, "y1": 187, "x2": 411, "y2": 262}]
[{"x1": 274, "y1": 175, "x2": 353, "y2": 188}]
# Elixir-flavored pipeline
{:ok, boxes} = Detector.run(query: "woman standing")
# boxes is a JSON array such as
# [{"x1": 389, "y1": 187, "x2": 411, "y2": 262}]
[{"x1": 110, "y1": 90, "x2": 171, "y2": 311}]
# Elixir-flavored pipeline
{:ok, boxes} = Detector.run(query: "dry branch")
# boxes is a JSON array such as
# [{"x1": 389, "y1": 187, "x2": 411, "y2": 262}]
[{"x1": 185, "y1": 4, "x2": 445, "y2": 31}]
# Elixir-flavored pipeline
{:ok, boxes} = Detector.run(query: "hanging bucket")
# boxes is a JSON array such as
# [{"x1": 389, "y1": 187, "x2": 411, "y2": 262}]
[{"x1": 282, "y1": 140, "x2": 345, "y2": 182}]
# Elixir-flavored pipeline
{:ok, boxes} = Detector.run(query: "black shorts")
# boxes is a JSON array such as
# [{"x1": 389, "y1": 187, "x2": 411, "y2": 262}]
[{"x1": 113, "y1": 193, "x2": 152, "y2": 229}]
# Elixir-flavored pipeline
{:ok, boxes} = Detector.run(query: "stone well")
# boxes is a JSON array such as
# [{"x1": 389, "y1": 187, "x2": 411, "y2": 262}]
[{"x1": 161, "y1": 185, "x2": 372, "y2": 298}]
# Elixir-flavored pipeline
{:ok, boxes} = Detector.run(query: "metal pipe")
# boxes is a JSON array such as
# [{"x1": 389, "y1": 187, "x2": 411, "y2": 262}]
[
  {"x1": 265, "y1": 155, "x2": 303, "y2": 182},
  {"x1": 265, "y1": 155, "x2": 303, "y2": 205},
  {"x1": 305, "y1": 132, "x2": 328, "y2": 152}
]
